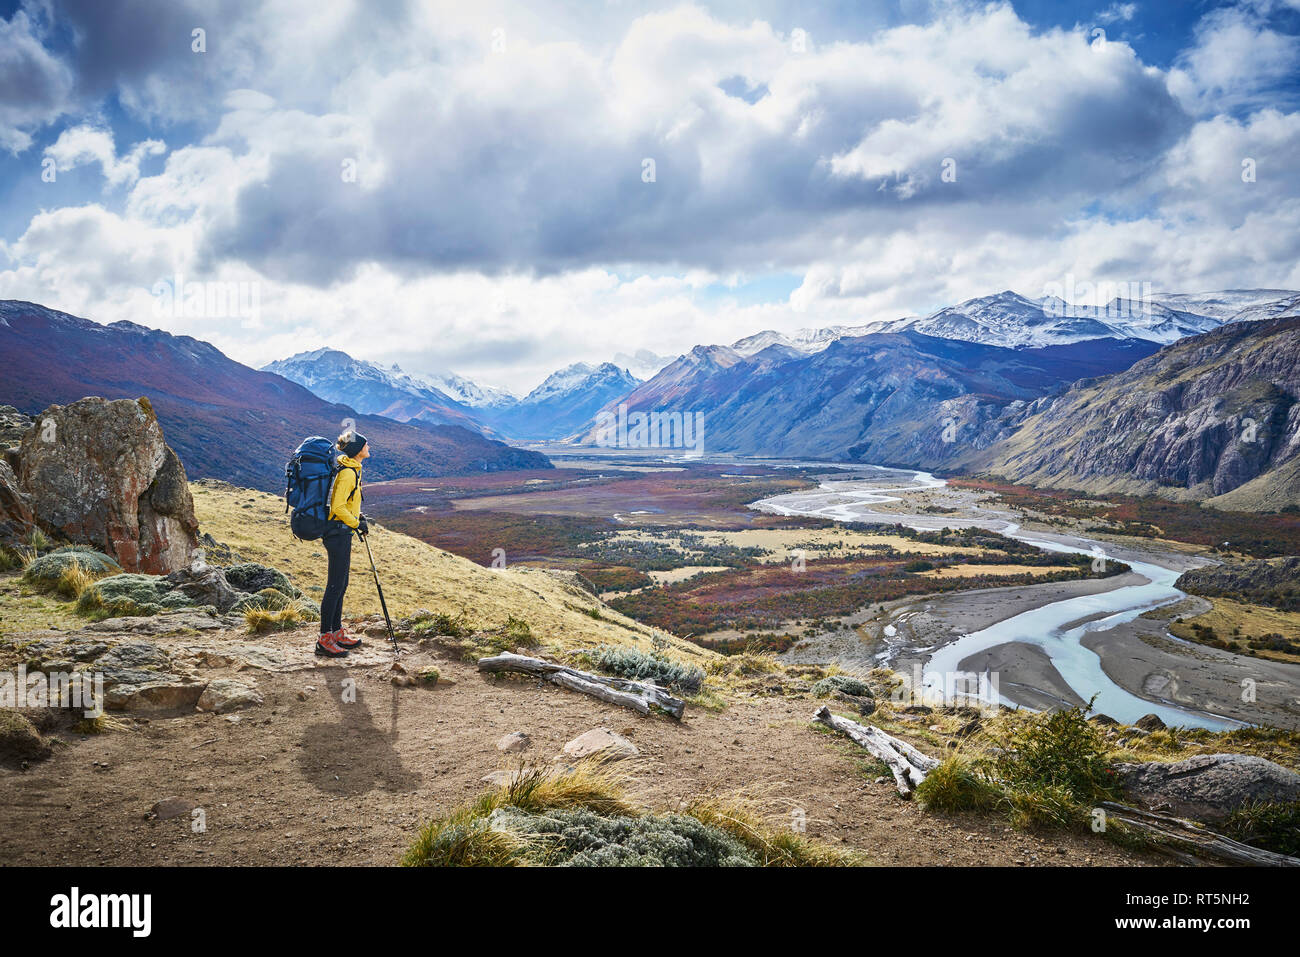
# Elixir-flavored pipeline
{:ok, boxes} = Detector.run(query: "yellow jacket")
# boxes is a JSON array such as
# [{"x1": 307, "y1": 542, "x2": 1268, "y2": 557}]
[{"x1": 328, "y1": 455, "x2": 363, "y2": 528}]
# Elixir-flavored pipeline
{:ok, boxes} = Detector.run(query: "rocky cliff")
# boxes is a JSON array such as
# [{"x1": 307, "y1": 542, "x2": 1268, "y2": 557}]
[{"x1": 977, "y1": 314, "x2": 1300, "y2": 510}]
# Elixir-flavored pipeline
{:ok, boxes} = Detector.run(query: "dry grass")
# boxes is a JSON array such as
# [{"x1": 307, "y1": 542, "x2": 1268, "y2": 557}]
[
  {"x1": 191, "y1": 480, "x2": 713, "y2": 661},
  {"x1": 1168, "y1": 597, "x2": 1300, "y2": 664},
  {"x1": 401, "y1": 762, "x2": 859, "y2": 867}
]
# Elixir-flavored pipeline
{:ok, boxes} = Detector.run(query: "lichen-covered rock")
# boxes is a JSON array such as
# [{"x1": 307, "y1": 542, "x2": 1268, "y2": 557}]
[
  {"x1": 223, "y1": 562, "x2": 299, "y2": 597},
  {"x1": 0, "y1": 457, "x2": 35, "y2": 549},
  {"x1": 18, "y1": 397, "x2": 199, "y2": 573},
  {"x1": 0, "y1": 405, "x2": 32, "y2": 446},
  {"x1": 1117, "y1": 753, "x2": 1300, "y2": 822},
  {"x1": 163, "y1": 566, "x2": 239, "y2": 613}
]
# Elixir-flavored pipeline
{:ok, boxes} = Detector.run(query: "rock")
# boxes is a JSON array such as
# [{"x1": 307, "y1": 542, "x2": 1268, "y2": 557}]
[
  {"x1": 105, "y1": 679, "x2": 206, "y2": 712},
  {"x1": 0, "y1": 709, "x2": 52, "y2": 766},
  {"x1": 87, "y1": 610, "x2": 227, "y2": 634},
  {"x1": 196, "y1": 678, "x2": 264, "y2": 714},
  {"x1": 95, "y1": 641, "x2": 170, "y2": 672},
  {"x1": 1089, "y1": 713, "x2": 1118, "y2": 726},
  {"x1": 0, "y1": 457, "x2": 35, "y2": 549},
  {"x1": 0, "y1": 405, "x2": 32, "y2": 446},
  {"x1": 1117, "y1": 753, "x2": 1300, "y2": 822},
  {"x1": 1134, "y1": 713, "x2": 1166, "y2": 732},
  {"x1": 149, "y1": 796, "x2": 196, "y2": 820},
  {"x1": 18, "y1": 397, "x2": 200, "y2": 573},
  {"x1": 163, "y1": 566, "x2": 240, "y2": 613},
  {"x1": 481, "y1": 769, "x2": 528, "y2": 787},
  {"x1": 497, "y1": 731, "x2": 532, "y2": 753},
  {"x1": 561, "y1": 728, "x2": 639, "y2": 762},
  {"x1": 222, "y1": 562, "x2": 299, "y2": 597}
]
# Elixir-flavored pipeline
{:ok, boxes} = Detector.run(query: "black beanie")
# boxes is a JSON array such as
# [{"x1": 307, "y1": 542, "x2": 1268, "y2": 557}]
[{"x1": 340, "y1": 431, "x2": 367, "y2": 458}]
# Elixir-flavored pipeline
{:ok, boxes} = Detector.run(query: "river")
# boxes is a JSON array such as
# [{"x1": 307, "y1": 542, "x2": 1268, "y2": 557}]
[{"x1": 752, "y1": 466, "x2": 1237, "y2": 730}]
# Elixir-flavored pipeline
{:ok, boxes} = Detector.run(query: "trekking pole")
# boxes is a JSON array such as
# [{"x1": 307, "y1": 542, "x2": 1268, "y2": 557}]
[{"x1": 360, "y1": 531, "x2": 400, "y2": 656}]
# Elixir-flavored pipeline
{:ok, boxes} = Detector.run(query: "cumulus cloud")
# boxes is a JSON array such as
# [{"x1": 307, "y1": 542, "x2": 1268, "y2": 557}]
[
  {"x1": 0, "y1": 7, "x2": 75, "y2": 152},
  {"x1": 44, "y1": 125, "x2": 166, "y2": 187},
  {"x1": 0, "y1": 0, "x2": 1297, "y2": 389}
]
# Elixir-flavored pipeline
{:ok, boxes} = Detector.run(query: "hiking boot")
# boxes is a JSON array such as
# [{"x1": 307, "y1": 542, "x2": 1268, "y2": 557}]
[
  {"x1": 334, "y1": 628, "x2": 362, "y2": 649},
  {"x1": 314, "y1": 633, "x2": 350, "y2": 658}
]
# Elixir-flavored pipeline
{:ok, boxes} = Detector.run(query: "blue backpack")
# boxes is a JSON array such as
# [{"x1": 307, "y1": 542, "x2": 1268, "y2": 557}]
[{"x1": 284, "y1": 436, "x2": 357, "y2": 540}]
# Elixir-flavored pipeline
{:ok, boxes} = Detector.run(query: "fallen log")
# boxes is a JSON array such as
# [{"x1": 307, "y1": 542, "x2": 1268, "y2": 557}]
[
  {"x1": 478, "y1": 652, "x2": 686, "y2": 720},
  {"x1": 1099, "y1": 801, "x2": 1300, "y2": 867},
  {"x1": 813, "y1": 705, "x2": 938, "y2": 797}
]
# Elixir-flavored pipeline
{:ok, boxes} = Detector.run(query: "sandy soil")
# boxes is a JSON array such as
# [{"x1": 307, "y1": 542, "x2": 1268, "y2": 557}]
[{"x1": 0, "y1": 623, "x2": 1157, "y2": 867}]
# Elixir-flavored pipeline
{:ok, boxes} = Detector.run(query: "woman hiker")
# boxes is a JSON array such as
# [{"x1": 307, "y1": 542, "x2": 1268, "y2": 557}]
[{"x1": 316, "y1": 430, "x2": 371, "y2": 658}]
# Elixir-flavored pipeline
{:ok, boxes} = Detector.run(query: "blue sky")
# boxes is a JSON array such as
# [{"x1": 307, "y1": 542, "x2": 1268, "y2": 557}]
[{"x1": 1, "y1": 0, "x2": 1298, "y2": 391}]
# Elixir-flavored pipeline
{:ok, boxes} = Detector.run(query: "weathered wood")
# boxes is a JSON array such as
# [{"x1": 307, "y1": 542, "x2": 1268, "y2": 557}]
[
  {"x1": 478, "y1": 652, "x2": 686, "y2": 719},
  {"x1": 813, "y1": 706, "x2": 937, "y2": 797},
  {"x1": 549, "y1": 671, "x2": 651, "y2": 716},
  {"x1": 1099, "y1": 801, "x2": 1300, "y2": 867}
]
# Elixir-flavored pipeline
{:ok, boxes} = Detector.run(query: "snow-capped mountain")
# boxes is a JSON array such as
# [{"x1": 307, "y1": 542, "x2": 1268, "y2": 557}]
[
  {"x1": 262, "y1": 349, "x2": 487, "y2": 432},
  {"x1": 612, "y1": 348, "x2": 674, "y2": 380},
  {"x1": 726, "y1": 288, "x2": 1300, "y2": 356},
  {"x1": 490, "y1": 362, "x2": 641, "y2": 440},
  {"x1": 731, "y1": 324, "x2": 883, "y2": 356},
  {"x1": 420, "y1": 369, "x2": 518, "y2": 409},
  {"x1": 1154, "y1": 289, "x2": 1300, "y2": 322}
]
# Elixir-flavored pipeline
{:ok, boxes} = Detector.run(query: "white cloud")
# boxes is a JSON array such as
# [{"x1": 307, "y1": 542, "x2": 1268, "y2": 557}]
[
  {"x1": 44, "y1": 125, "x2": 166, "y2": 188},
  {"x1": 0, "y1": 0, "x2": 1297, "y2": 390}
]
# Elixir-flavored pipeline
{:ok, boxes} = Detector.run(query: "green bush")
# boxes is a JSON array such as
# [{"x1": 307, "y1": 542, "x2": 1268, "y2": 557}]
[
  {"x1": 811, "y1": 674, "x2": 873, "y2": 698},
  {"x1": 77, "y1": 573, "x2": 185, "y2": 617},
  {"x1": 22, "y1": 547, "x2": 120, "y2": 589},
  {"x1": 589, "y1": 645, "x2": 705, "y2": 694},
  {"x1": 915, "y1": 756, "x2": 1001, "y2": 813},
  {"x1": 487, "y1": 806, "x2": 758, "y2": 867},
  {"x1": 994, "y1": 702, "x2": 1118, "y2": 805}
]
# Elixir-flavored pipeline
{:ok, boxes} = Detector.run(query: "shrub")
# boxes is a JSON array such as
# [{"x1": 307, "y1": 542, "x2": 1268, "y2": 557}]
[
  {"x1": 489, "y1": 806, "x2": 758, "y2": 866},
  {"x1": 994, "y1": 702, "x2": 1118, "y2": 805},
  {"x1": 589, "y1": 645, "x2": 705, "y2": 694},
  {"x1": 245, "y1": 605, "x2": 313, "y2": 633},
  {"x1": 401, "y1": 764, "x2": 857, "y2": 867},
  {"x1": 410, "y1": 610, "x2": 470, "y2": 639},
  {"x1": 811, "y1": 674, "x2": 873, "y2": 698},
  {"x1": 76, "y1": 573, "x2": 191, "y2": 617},
  {"x1": 22, "y1": 547, "x2": 120, "y2": 593},
  {"x1": 1220, "y1": 801, "x2": 1300, "y2": 856},
  {"x1": 915, "y1": 756, "x2": 1002, "y2": 813}
]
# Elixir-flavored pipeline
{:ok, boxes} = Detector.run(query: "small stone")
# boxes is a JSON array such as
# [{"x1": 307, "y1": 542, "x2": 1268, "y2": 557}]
[
  {"x1": 197, "y1": 678, "x2": 264, "y2": 714},
  {"x1": 496, "y1": 732, "x2": 532, "y2": 753},
  {"x1": 561, "y1": 728, "x2": 639, "y2": 762},
  {"x1": 150, "y1": 796, "x2": 195, "y2": 821}
]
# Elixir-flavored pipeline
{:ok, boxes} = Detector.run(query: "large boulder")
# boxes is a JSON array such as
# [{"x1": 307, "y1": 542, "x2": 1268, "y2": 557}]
[
  {"x1": 18, "y1": 397, "x2": 200, "y2": 573},
  {"x1": 1117, "y1": 753, "x2": 1300, "y2": 822},
  {"x1": 0, "y1": 458, "x2": 35, "y2": 549}
]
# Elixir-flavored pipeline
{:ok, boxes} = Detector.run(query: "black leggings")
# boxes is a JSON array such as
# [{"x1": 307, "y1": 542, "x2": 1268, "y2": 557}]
[{"x1": 320, "y1": 526, "x2": 352, "y2": 634}]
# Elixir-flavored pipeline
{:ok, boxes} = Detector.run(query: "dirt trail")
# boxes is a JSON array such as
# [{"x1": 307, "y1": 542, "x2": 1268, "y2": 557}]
[{"x1": 0, "y1": 623, "x2": 1158, "y2": 867}]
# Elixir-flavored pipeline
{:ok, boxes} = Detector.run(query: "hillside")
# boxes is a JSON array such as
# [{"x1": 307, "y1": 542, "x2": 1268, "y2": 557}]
[
  {"x1": 191, "y1": 479, "x2": 705, "y2": 657},
  {"x1": 577, "y1": 331, "x2": 1158, "y2": 466},
  {"x1": 0, "y1": 301, "x2": 551, "y2": 491},
  {"x1": 978, "y1": 313, "x2": 1300, "y2": 510}
]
